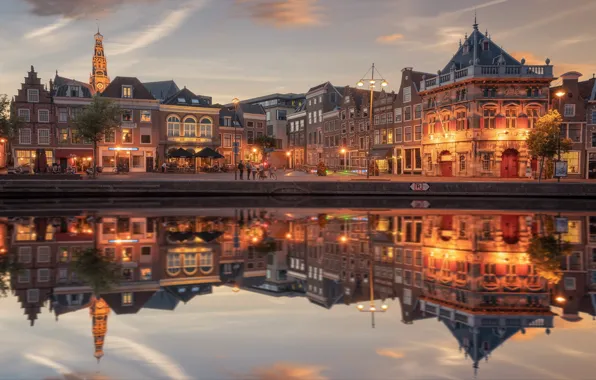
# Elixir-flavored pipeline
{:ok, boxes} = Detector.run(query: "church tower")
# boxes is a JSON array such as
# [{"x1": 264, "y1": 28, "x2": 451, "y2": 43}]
[
  {"x1": 89, "y1": 29, "x2": 110, "y2": 93},
  {"x1": 90, "y1": 296, "x2": 110, "y2": 363}
]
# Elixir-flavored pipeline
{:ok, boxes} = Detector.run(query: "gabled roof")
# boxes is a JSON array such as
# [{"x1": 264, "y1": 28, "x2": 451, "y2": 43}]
[
  {"x1": 102, "y1": 290, "x2": 157, "y2": 315},
  {"x1": 101, "y1": 77, "x2": 155, "y2": 100},
  {"x1": 143, "y1": 288, "x2": 180, "y2": 311},
  {"x1": 440, "y1": 23, "x2": 521, "y2": 75},
  {"x1": 52, "y1": 74, "x2": 94, "y2": 97},
  {"x1": 143, "y1": 80, "x2": 180, "y2": 102},
  {"x1": 163, "y1": 87, "x2": 213, "y2": 107},
  {"x1": 307, "y1": 82, "x2": 329, "y2": 93},
  {"x1": 164, "y1": 284, "x2": 213, "y2": 304},
  {"x1": 239, "y1": 103, "x2": 265, "y2": 115},
  {"x1": 219, "y1": 108, "x2": 242, "y2": 127}
]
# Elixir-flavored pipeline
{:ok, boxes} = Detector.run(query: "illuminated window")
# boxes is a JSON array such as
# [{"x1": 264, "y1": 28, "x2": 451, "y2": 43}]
[
  {"x1": 199, "y1": 252, "x2": 213, "y2": 274},
  {"x1": 140, "y1": 268, "x2": 152, "y2": 280},
  {"x1": 121, "y1": 86, "x2": 132, "y2": 99},
  {"x1": 184, "y1": 253, "x2": 198, "y2": 275},
  {"x1": 58, "y1": 247, "x2": 69, "y2": 263},
  {"x1": 563, "y1": 220, "x2": 582, "y2": 244},
  {"x1": 122, "y1": 292, "x2": 133, "y2": 306},
  {"x1": 483, "y1": 107, "x2": 496, "y2": 129},
  {"x1": 560, "y1": 151, "x2": 580, "y2": 174},
  {"x1": 528, "y1": 108, "x2": 540, "y2": 128},
  {"x1": 17, "y1": 225, "x2": 35, "y2": 241},
  {"x1": 140, "y1": 110, "x2": 151, "y2": 123},
  {"x1": 167, "y1": 253, "x2": 181, "y2": 276},
  {"x1": 505, "y1": 107, "x2": 517, "y2": 128},
  {"x1": 183, "y1": 117, "x2": 197, "y2": 137},
  {"x1": 199, "y1": 118, "x2": 212, "y2": 138},
  {"x1": 121, "y1": 128, "x2": 132, "y2": 143},
  {"x1": 167, "y1": 115, "x2": 181, "y2": 137}
]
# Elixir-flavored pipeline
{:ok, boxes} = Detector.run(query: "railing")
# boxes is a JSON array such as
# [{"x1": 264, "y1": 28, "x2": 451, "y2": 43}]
[
  {"x1": 505, "y1": 66, "x2": 521, "y2": 75},
  {"x1": 525, "y1": 66, "x2": 545, "y2": 75},
  {"x1": 425, "y1": 77, "x2": 437, "y2": 88},
  {"x1": 481, "y1": 66, "x2": 499, "y2": 75},
  {"x1": 440, "y1": 73, "x2": 451, "y2": 84},
  {"x1": 454, "y1": 68, "x2": 468, "y2": 79}
]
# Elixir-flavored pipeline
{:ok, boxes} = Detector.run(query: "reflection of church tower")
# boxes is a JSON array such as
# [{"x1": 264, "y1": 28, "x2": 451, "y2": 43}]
[
  {"x1": 89, "y1": 29, "x2": 110, "y2": 93},
  {"x1": 90, "y1": 296, "x2": 110, "y2": 363}
]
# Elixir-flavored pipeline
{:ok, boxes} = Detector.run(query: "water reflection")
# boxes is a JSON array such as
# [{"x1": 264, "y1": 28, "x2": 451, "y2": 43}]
[{"x1": 0, "y1": 210, "x2": 595, "y2": 377}]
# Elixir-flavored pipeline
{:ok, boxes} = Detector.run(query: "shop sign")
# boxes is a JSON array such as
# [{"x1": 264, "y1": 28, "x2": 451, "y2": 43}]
[{"x1": 108, "y1": 147, "x2": 139, "y2": 151}]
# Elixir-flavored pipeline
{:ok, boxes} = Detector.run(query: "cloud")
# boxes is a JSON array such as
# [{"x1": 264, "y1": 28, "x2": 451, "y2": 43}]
[
  {"x1": 376, "y1": 34, "x2": 404, "y2": 45},
  {"x1": 109, "y1": 1, "x2": 207, "y2": 56},
  {"x1": 247, "y1": 363, "x2": 328, "y2": 380},
  {"x1": 511, "y1": 52, "x2": 596, "y2": 78},
  {"x1": 236, "y1": 0, "x2": 323, "y2": 28},
  {"x1": 510, "y1": 51, "x2": 543, "y2": 65},
  {"x1": 376, "y1": 348, "x2": 405, "y2": 359},
  {"x1": 23, "y1": 18, "x2": 73, "y2": 39},
  {"x1": 22, "y1": 0, "x2": 166, "y2": 18}
]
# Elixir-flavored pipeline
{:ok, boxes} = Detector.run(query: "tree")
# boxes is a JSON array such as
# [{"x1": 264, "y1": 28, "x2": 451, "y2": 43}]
[
  {"x1": 70, "y1": 248, "x2": 121, "y2": 296},
  {"x1": 0, "y1": 254, "x2": 20, "y2": 298},
  {"x1": 72, "y1": 95, "x2": 121, "y2": 178},
  {"x1": 527, "y1": 234, "x2": 571, "y2": 285},
  {"x1": 526, "y1": 110, "x2": 573, "y2": 182},
  {"x1": 0, "y1": 94, "x2": 24, "y2": 166},
  {"x1": 255, "y1": 135, "x2": 276, "y2": 149}
]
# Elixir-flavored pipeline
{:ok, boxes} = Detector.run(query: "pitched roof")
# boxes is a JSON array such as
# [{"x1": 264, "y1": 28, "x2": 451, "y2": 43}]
[
  {"x1": 143, "y1": 80, "x2": 180, "y2": 102},
  {"x1": 101, "y1": 77, "x2": 155, "y2": 100},
  {"x1": 52, "y1": 74, "x2": 94, "y2": 97},
  {"x1": 163, "y1": 87, "x2": 213, "y2": 107},
  {"x1": 219, "y1": 108, "x2": 242, "y2": 127},
  {"x1": 307, "y1": 82, "x2": 329, "y2": 93},
  {"x1": 102, "y1": 290, "x2": 157, "y2": 314},
  {"x1": 239, "y1": 103, "x2": 265, "y2": 114},
  {"x1": 441, "y1": 23, "x2": 521, "y2": 75}
]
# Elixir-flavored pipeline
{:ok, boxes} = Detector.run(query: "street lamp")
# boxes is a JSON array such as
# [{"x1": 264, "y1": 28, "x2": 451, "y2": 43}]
[
  {"x1": 555, "y1": 91, "x2": 566, "y2": 183},
  {"x1": 340, "y1": 147, "x2": 347, "y2": 171},
  {"x1": 232, "y1": 98, "x2": 240, "y2": 180},
  {"x1": 357, "y1": 63, "x2": 388, "y2": 179},
  {"x1": 286, "y1": 151, "x2": 291, "y2": 169}
]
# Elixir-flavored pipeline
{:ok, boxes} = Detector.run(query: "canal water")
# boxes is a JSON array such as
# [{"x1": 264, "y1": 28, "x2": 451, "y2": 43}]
[{"x1": 0, "y1": 205, "x2": 594, "y2": 380}]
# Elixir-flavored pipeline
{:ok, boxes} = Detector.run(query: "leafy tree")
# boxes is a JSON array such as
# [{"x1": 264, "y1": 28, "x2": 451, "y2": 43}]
[
  {"x1": 70, "y1": 248, "x2": 121, "y2": 296},
  {"x1": 255, "y1": 135, "x2": 276, "y2": 149},
  {"x1": 527, "y1": 215, "x2": 571, "y2": 285},
  {"x1": 526, "y1": 110, "x2": 573, "y2": 182},
  {"x1": 72, "y1": 95, "x2": 121, "y2": 178},
  {"x1": 0, "y1": 94, "x2": 24, "y2": 166},
  {"x1": 0, "y1": 254, "x2": 20, "y2": 298}
]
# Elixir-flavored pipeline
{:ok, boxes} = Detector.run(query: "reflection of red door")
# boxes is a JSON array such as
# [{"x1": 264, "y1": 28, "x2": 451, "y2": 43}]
[
  {"x1": 501, "y1": 215, "x2": 520, "y2": 244},
  {"x1": 501, "y1": 150, "x2": 519, "y2": 178}
]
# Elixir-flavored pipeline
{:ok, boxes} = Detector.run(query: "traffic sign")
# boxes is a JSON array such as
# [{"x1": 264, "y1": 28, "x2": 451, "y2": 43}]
[{"x1": 410, "y1": 183, "x2": 430, "y2": 191}]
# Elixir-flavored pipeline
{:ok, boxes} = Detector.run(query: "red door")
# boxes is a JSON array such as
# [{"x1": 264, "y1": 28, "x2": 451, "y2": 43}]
[
  {"x1": 440, "y1": 161, "x2": 453, "y2": 177},
  {"x1": 501, "y1": 150, "x2": 519, "y2": 178}
]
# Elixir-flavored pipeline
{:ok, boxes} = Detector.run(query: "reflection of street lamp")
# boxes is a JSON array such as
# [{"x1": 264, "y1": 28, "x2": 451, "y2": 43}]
[
  {"x1": 555, "y1": 295, "x2": 566, "y2": 303},
  {"x1": 340, "y1": 147, "x2": 347, "y2": 171},
  {"x1": 232, "y1": 98, "x2": 240, "y2": 180},
  {"x1": 232, "y1": 285, "x2": 240, "y2": 293},
  {"x1": 357, "y1": 63, "x2": 388, "y2": 179},
  {"x1": 555, "y1": 91, "x2": 566, "y2": 183}
]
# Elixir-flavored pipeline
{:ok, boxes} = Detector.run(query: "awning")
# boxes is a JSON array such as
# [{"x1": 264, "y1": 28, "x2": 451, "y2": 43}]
[
  {"x1": 55, "y1": 149, "x2": 93, "y2": 158},
  {"x1": 370, "y1": 148, "x2": 392, "y2": 158},
  {"x1": 196, "y1": 147, "x2": 224, "y2": 159},
  {"x1": 168, "y1": 148, "x2": 194, "y2": 158}
]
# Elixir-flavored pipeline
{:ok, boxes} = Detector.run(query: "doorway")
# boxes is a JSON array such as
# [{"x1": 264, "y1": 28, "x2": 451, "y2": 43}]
[
  {"x1": 501, "y1": 149, "x2": 519, "y2": 178},
  {"x1": 146, "y1": 156, "x2": 154, "y2": 172},
  {"x1": 439, "y1": 151, "x2": 453, "y2": 177}
]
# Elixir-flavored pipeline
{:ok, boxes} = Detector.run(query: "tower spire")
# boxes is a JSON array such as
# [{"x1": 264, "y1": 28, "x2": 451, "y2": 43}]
[
  {"x1": 90, "y1": 28, "x2": 110, "y2": 93},
  {"x1": 473, "y1": 10, "x2": 478, "y2": 30}
]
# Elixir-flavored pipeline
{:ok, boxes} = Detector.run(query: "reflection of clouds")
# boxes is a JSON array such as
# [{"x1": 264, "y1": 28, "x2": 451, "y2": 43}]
[
  {"x1": 24, "y1": 353, "x2": 73, "y2": 376},
  {"x1": 109, "y1": 336, "x2": 190, "y2": 380},
  {"x1": 247, "y1": 362, "x2": 328, "y2": 380}
]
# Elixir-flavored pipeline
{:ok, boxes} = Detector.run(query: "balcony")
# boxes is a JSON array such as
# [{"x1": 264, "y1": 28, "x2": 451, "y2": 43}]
[{"x1": 421, "y1": 65, "x2": 554, "y2": 92}]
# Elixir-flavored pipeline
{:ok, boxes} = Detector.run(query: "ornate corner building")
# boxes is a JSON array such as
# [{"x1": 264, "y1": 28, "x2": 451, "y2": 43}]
[
  {"x1": 419, "y1": 21, "x2": 554, "y2": 178},
  {"x1": 89, "y1": 30, "x2": 110, "y2": 94}
]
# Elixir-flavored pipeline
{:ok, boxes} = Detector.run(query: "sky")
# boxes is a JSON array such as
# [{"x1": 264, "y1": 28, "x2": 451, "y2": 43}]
[
  {"x1": 0, "y1": 0, "x2": 596, "y2": 104},
  {"x1": 1, "y1": 286, "x2": 596, "y2": 380}
]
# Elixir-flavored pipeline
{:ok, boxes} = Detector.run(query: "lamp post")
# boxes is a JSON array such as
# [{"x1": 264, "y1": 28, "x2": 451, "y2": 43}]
[
  {"x1": 340, "y1": 147, "x2": 346, "y2": 171},
  {"x1": 232, "y1": 98, "x2": 240, "y2": 180},
  {"x1": 357, "y1": 63, "x2": 388, "y2": 179},
  {"x1": 286, "y1": 151, "x2": 291, "y2": 169},
  {"x1": 555, "y1": 91, "x2": 566, "y2": 183}
]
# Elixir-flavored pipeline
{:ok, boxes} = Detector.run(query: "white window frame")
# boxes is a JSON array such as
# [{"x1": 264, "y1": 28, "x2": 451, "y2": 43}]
[
  {"x1": 18, "y1": 247, "x2": 32, "y2": 263},
  {"x1": 404, "y1": 126, "x2": 412, "y2": 142},
  {"x1": 564, "y1": 104, "x2": 575, "y2": 117},
  {"x1": 140, "y1": 110, "x2": 151, "y2": 123},
  {"x1": 38, "y1": 268, "x2": 50, "y2": 282},
  {"x1": 18, "y1": 269, "x2": 30, "y2": 283},
  {"x1": 403, "y1": 86, "x2": 412, "y2": 103},
  {"x1": 122, "y1": 85, "x2": 133, "y2": 99},
  {"x1": 122, "y1": 292, "x2": 134, "y2": 306},
  {"x1": 18, "y1": 109, "x2": 30, "y2": 122},
  {"x1": 27, "y1": 289, "x2": 39, "y2": 303},
  {"x1": 414, "y1": 104, "x2": 422, "y2": 119},
  {"x1": 37, "y1": 129, "x2": 50, "y2": 145},
  {"x1": 38, "y1": 109, "x2": 50, "y2": 123},
  {"x1": 591, "y1": 110, "x2": 596, "y2": 125},
  {"x1": 395, "y1": 127, "x2": 403, "y2": 143},
  {"x1": 27, "y1": 89, "x2": 39, "y2": 103},
  {"x1": 394, "y1": 108, "x2": 402, "y2": 123},
  {"x1": 19, "y1": 128, "x2": 32, "y2": 144},
  {"x1": 414, "y1": 125, "x2": 422, "y2": 141},
  {"x1": 58, "y1": 108, "x2": 68, "y2": 122},
  {"x1": 404, "y1": 106, "x2": 412, "y2": 122},
  {"x1": 37, "y1": 246, "x2": 50, "y2": 262}
]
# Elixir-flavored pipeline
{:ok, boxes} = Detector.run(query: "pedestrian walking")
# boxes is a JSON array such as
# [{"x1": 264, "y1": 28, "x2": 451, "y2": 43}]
[
  {"x1": 251, "y1": 162, "x2": 258, "y2": 180},
  {"x1": 245, "y1": 162, "x2": 252, "y2": 180},
  {"x1": 238, "y1": 160, "x2": 245, "y2": 179},
  {"x1": 161, "y1": 162, "x2": 167, "y2": 173}
]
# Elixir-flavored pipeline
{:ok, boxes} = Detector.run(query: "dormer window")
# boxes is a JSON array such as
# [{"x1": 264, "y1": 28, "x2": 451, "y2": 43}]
[
  {"x1": 122, "y1": 85, "x2": 132, "y2": 99},
  {"x1": 463, "y1": 44, "x2": 470, "y2": 55},
  {"x1": 483, "y1": 40, "x2": 490, "y2": 51},
  {"x1": 191, "y1": 99, "x2": 199, "y2": 104},
  {"x1": 70, "y1": 86, "x2": 80, "y2": 97},
  {"x1": 178, "y1": 97, "x2": 186, "y2": 103}
]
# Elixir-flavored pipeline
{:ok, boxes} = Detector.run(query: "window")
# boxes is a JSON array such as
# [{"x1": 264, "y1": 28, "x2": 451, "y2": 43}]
[
  {"x1": 414, "y1": 125, "x2": 422, "y2": 141},
  {"x1": 71, "y1": 108, "x2": 82, "y2": 120},
  {"x1": 592, "y1": 132, "x2": 596, "y2": 148},
  {"x1": 37, "y1": 129, "x2": 50, "y2": 145},
  {"x1": 591, "y1": 110, "x2": 596, "y2": 125},
  {"x1": 223, "y1": 134, "x2": 232, "y2": 148},
  {"x1": 199, "y1": 118, "x2": 212, "y2": 138},
  {"x1": 277, "y1": 110, "x2": 287, "y2": 120},
  {"x1": 122, "y1": 85, "x2": 133, "y2": 98},
  {"x1": 394, "y1": 108, "x2": 402, "y2": 122},
  {"x1": 564, "y1": 104, "x2": 575, "y2": 117},
  {"x1": 483, "y1": 108, "x2": 496, "y2": 129},
  {"x1": 456, "y1": 110, "x2": 466, "y2": 130},
  {"x1": 36, "y1": 246, "x2": 50, "y2": 263},
  {"x1": 122, "y1": 128, "x2": 132, "y2": 143},
  {"x1": 19, "y1": 128, "x2": 31, "y2": 144},
  {"x1": 122, "y1": 292, "x2": 133, "y2": 306},
  {"x1": 403, "y1": 86, "x2": 412, "y2": 103},
  {"x1": 395, "y1": 127, "x2": 403, "y2": 142},
  {"x1": 59, "y1": 128, "x2": 69, "y2": 143},
  {"x1": 59, "y1": 108, "x2": 68, "y2": 122},
  {"x1": 459, "y1": 154, "x2": 466, "y2": 171},
  {"x1": 528, "y1": 108, "x2": 540, "y2": 128},
  {"x1": 132, "y1": 155, "x2": 143, "y2": 168},
  {"x1": 482, "y1": 153, "x2": 492, "y2": 171},
  {"x1": 122, "y1": 109, "x2": 133, "y2": 122},
  {"x1": 349, "y1": 108, "x2": 355, "y2": 118},
  {"x1": 427, "y1": 155, "x2": 433, "y2": 171},
  {"x1": 104, "y1": 130, "x2": 115, "y2": 143},
  {"x1": 27, "y1": 89, "x2": 39, "y2": 103},
  {"x1": 38, "y1": 109, "x2": 49, "y2": 123},
  {"x1": 414, "y1": 104, "x2": 422, "y2": 119},
  {"x1": 560, "y1": 151, "x2": 580, "y2": 174},
  {"x1": 387, "y1": 128, "x2": 393, "y2": 144},
  {"x1": 167, "y1": 116, "x2": 180, "y2": 137},
  {"x1": 395, "y1": 268, "x2": 403, "y2": 283},
  {"x1": 505, "y1": 108, "x2": 517, "y2": 128},
  {"x1": 404, "y1": 106, "x2": 412, "y2": 121},
  {"x1": 183, "y1": 117, "x2": 197, "y2": 137},
  {"x1": 568, "y1": 124, "x2": 582, "y2": 143},
  {"x1": 247, "y1": 131, "x2": 254, "y2": 144},
  {"x1": 18, "y1": 247, "x2": 32, "y2": 263},
  {"x1": 27, "y1": 289, "x2": 39, "y2": 303},
  {"x1": 18, "y1": 109, "x2": 30, "y2": 122},
  {"x1": 141, "y1": 134, "x2": 151, "y2": 144},
  {"x1": 404, "y1": 126, "x2": 412, "y2": 142},
  {"x1": 38, "y1": 269, "x2": 50, "y2": 282},
  {"x1": 140, "y1": 110, "x2": 151, "y2": 123}
]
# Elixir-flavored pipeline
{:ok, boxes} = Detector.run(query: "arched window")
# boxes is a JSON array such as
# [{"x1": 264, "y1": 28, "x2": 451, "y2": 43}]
[
  {"x1": 199, "y1": 252, "x2": 213, "y2": 274},
  {"x1": 199, "y1": 117, "x2": 212, "y2": 138},
  {"x1": 183, "y1": 253, "x2": 197, "y2": 275},
  {"x1": 505, "y1": 107, "x2": 517, "y2": 128},
  {"x1": 167, "y1": 253, "x2": 181, "y2": 276},
  {"x1": 483, "y1": 107, "x2": 496, "y2": 129},
  {"x1": 459, "y1": 154, "x2": 466, "y2": 171},
  {"x1": 456, "y1": 110, "x2": 467, "y2": 131},
  {"x1": 428, "y1": 114, "x2": 437, "y2": 134},
  {"x1": 167, "y1": 116, "x2": 181, "y2": 137},
  {"x1": 183, "y1": 117, "x2": 196, "y2": 137},
  {"x1": 527, "y1": 107, "x2": 540, "y2": 128}
]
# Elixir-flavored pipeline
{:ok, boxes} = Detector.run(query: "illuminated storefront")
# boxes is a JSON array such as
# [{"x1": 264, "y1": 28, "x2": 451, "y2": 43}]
[
  {"x1": 99, "y1": 146, "x2": 155, "y2": 173},
  {"x1": 15, "y1": 149, "x2": 54, "y2": 168}
]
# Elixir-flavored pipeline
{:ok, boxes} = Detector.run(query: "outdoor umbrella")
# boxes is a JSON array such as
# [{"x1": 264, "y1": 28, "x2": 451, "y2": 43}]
[
  {"x1": 195, "y1": 147, "x2": 224, "y2": 159},
  {"x1": 168, "y1": 148, "x2": 194, "y2": 158}
]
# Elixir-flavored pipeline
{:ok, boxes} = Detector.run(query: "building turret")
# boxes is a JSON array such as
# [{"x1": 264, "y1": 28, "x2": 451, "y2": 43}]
[{"x1": 89, "y1": 296, "x2": 110, "y2": 363}]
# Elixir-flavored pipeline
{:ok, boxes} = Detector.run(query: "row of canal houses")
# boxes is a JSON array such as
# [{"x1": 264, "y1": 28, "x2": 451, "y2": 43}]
[
  {"x1": 289, "y1": 20, "x2": 596, "y2": 179},
  {"x1": 3, "y1": 208, "x2": 592, "y2": 374}
]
